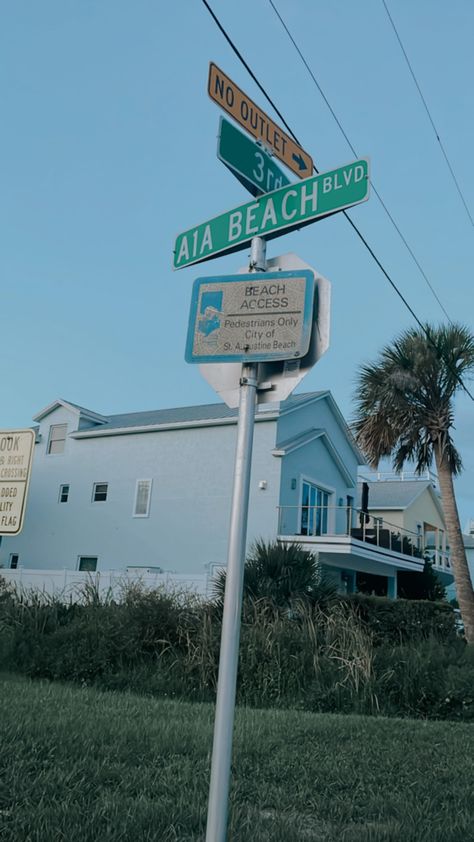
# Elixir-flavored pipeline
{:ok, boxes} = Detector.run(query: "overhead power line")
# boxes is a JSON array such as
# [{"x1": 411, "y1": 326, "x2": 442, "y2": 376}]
[
  {"x1": 267, "y1": 0, "x2": 452, "y2": 324},
  {"x1": 382, "y1": 0, "x2": 474, "y2": 229},
  {"x1": 199, "y1": 0, "x2": 474, "y2": 402}
]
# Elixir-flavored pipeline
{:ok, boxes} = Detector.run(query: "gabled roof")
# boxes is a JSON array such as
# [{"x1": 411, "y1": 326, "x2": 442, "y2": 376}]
[
  {"x1": 33, "y1": 392, "x2": 362, "y2": 466},
  {"x1": 63, "y1": 391, "x2": 333, "y2": 438},
  {"x1": 66, "y1": 395, "x2": 308, "y2": 438},
  {"x1": 277, "y1": 390, "x2": 364, "y2": 464},
  {"x1": 357, "y1": 479, "x2": 445, "y2": 522},
  {"x1": 33, "y1": 399, "x2": 108, "y2": 425},
  {"x1": 96, "y1": 391, "x2": 330, "y2": 431},
  {"x1": 272, "y1": 428, "x2": 326, "y2": 455},
  {"x1": 273, "y1": 427, "x2": 356, "y2": 485},
  {"x1": 96, "y1": 402, "x2": 239, "y2": 429}
]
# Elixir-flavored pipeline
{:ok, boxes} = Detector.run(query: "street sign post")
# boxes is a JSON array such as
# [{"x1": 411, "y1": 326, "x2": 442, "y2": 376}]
[
  {"x1": 181, "y1": 65, "x2": 371, "y2": 842},
  {"x1": 209, "y1": 63, "x2": 313, "y2": 179},
  {"x1": 217, "y1": 117, "x2": 290, "y2": 197},
  {"x1": 0, "y1": 429, "x2": 35, "y2": 535},
  {"x1": 199, "y1": 253, "x2": 331, "y2": 407},
  {"x1": 204, "y1": 237, "x2": 265, "y2": 842},
  {"x1": 173, "y1": 158, "x2": 369, "y2": 270},
  {"x1": 185, "y1": 270, "x2": 314, "y2": 364}
]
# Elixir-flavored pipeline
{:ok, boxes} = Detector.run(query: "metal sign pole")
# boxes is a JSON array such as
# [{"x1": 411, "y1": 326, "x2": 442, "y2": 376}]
[{"x1": 205, "y1": 237, "x2": 266, "y2": 842}]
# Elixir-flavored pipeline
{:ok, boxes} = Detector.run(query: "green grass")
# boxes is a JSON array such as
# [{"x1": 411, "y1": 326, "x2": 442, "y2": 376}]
[{"x1": 1, "y1": 674, "x2": 473, "y2": 841}]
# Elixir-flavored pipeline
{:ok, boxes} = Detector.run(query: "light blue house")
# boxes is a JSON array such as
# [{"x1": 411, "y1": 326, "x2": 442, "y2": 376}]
[{"x1": 0, "y1": 391, "x2": 432, "y2": 596}]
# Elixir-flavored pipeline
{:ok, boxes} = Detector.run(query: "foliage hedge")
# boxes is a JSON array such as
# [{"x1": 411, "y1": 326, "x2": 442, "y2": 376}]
[
  {"x1": 342, "y1": 593, "x2": 458, "y2": 645},
  {"x1": 0, "y1": 577, "x2": 471, "y2": 721}
]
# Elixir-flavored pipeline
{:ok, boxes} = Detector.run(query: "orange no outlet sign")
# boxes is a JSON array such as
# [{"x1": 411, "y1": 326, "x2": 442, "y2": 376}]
[{"x1": 208, "y1": 63, "x2": 313, "y2": 179}]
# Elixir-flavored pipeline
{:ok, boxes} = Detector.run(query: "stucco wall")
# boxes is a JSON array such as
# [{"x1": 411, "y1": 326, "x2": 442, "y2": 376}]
[
  {"x1": 370, "y1": 488, "x2": 445, "y2": 538},
  {"x1": 278, "y1": 436, "x2": 356, "y2": 536},
  {"x1": 368, "y1": 509, "x2": 404, "y2": 532},
  {"x1": 0, "y1": 405, "x2": 282, "y2": 573},
  {"x1": 401, "y1": 490, "x2": 445, "y2": 535},
  {"x1": 277, "y1": 395, "x2": 360, "y2": 479},
  {"x1": 276, "y1": 395, "x2": 359, "y2": 536}
]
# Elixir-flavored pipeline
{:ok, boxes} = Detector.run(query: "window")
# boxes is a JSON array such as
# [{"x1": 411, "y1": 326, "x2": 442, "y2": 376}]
[
  {"x1": 47, "y1": 424, "x2": 67, "y2": 455},
  {"x1": 78, "y1": 556, "x2": 98, "y2": 572},
  {"x1": 300, "y1": 481, "x2": 330, "y2": 536},
  {"x1": 133, "y1": 479, "x2": 152, "y2": 517},
  {"x1": 92, "y1": 482, "x2": 108, "y2": 502},
  {"x1": 59, "y1": 484, "x2": 70, "y2": 503},
  {"x1": 9, "y1": 553, "x2": 19, "y2": 569}
]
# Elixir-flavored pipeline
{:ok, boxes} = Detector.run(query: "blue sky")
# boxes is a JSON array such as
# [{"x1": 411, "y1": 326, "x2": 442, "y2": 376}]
[{"x1": 2, "y1": 0, "x2": 474, "y2": 524}]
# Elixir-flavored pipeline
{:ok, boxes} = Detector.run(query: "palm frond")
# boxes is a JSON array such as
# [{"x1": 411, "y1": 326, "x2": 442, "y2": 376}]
[{"x1": 353, "y1": 322, "x2": 473, "y2": 474}]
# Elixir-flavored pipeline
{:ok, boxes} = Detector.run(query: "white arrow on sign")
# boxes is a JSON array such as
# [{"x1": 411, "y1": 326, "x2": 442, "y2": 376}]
[{"x1": 199, "y1": 253, "x2": 330, "y2": 408}]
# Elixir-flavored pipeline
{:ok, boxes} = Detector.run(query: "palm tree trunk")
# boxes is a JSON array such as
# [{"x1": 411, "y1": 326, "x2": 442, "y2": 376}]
[{"x1": 434, "y1": 446, "x2": 474, "y2": 643}]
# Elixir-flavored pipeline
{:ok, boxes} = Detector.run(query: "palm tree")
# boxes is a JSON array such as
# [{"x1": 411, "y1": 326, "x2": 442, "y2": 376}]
[
  {"x1": 353, "y1": 323, "x2": 474, "y2": 642},
  {"x1": 212, "y1": 539, "x2": 337, "y2": 609}
]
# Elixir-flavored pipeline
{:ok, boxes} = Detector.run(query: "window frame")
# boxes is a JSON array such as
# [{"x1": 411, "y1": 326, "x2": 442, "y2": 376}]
[
  {"x1": 47, "y1": 424, "x2": 68, "y2": 455},
  {"x1": 92, "y1": 482, "x2": 108, "y2": 503},
  {"x1": 132, "y1": 479, "x2": 153, "y2": 518},
  {"x1": 77, "y1": 556, "x2": 98, "y2": 572},
  {"x1": 58, "y1": 483, "x2": 70, "y2": 503},
  {"x1": 9, "y1": 553, "x2": 19, "y2": 569},
  {"x1": 298, "y1": 475, "x2": 335, "y2": 536}
]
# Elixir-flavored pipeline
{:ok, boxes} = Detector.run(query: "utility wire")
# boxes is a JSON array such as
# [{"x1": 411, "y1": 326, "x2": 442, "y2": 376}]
[
  {"x1": 268, "y1": 0, "x2": 453, "y2": 324},
  {"x1": 382, "y1": 0, "x2": 474, "y2": 229},
  {"x1": 199, "y1": 0, "x2": 474, "y2": 402}
]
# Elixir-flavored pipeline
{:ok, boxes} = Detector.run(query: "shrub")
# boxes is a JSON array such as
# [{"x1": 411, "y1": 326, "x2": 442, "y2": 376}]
[
  {"x1": 372, "y1": 636, "x2": 472, "y2": 719},
  {"x1": 213, "y1": 539, "x2": 337, "y2": 609},
  {"x1": 343, "y1": 593, "x2": 458, "y2": 645},
  {"x1": 397, "y1": 559, "x2": 446, "y2": 601},
  {"x1": 1, "y1": 579, "x2": 472, "y2": 721}
]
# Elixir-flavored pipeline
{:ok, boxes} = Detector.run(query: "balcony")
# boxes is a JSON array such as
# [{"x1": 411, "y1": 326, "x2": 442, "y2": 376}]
[{"x1": 277, "y1": 505, "x2": 452, "y2": 577}]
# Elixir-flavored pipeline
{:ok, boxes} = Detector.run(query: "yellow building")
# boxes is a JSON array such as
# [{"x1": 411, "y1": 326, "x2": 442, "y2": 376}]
[{"x1": 359, "y1": 476, "x2": 452, "y2": 586}]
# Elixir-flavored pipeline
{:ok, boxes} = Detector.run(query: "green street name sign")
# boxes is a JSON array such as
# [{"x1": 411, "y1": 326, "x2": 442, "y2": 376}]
[
  {"x1": 217, "y1": 117, "x2": 290, "y2": 197},
  {"x1": 173, "y1": 158, "x2": 369, "y2": 270}
]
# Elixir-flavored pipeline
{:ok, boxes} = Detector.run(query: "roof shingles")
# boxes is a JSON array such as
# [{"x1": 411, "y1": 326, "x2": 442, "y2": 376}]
[{"x1": 77, "y1": 391, "x2": 326, "y2": 431}]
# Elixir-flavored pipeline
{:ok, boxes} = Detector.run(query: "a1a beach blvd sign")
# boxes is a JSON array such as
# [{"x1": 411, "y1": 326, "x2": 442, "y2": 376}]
[{"x1": 173, "y1": 158, "x2": 369, "y2": 270}]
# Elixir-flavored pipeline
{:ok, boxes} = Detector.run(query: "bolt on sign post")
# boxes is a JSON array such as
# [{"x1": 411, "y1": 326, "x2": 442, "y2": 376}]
[
  {"x1": 0, "y1": 429, "x2": 35, "y2": 535},
  {"x1": 173, "y1": 158, "x2": 370, "y2": 270}
]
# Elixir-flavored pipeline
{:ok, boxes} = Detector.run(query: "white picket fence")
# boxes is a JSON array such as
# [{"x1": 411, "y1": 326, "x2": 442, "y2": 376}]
[{"x1": 0, "y1": 566, "x2": 223, "y2": 602}]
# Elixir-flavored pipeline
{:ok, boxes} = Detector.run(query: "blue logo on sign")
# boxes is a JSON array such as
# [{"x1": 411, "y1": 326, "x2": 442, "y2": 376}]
[{"x1": 198, "y1": 290, "x2": 223, "y2": 339}]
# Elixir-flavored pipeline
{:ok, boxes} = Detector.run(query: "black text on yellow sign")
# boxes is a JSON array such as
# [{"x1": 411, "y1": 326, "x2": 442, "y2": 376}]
[{"x1": 208, "y1": 63, "x2": 313, "y2": 179}]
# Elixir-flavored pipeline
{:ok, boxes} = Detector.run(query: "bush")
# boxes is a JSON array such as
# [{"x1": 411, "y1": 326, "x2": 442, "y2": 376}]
[
  {"x1": 343, "y1": 593, "x2": 458, "y2": 645},
  {"x1": 1, "y1": 578, "x2": 472, "y2": 721},
  {"x1": 213, "y1": 539, "x2": 337, "y2": 609},
  {"x1": 371, "y1": 636, "x2": 473, "y2": 719},
  {"x1": 397, "y1": 560, "x2": 446, "y2": 601}
]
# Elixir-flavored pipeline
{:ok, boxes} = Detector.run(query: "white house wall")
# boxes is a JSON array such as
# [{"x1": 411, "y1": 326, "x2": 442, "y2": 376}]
[{"x1": 0, "y1": 406, "x2": 282, "y2": 573}]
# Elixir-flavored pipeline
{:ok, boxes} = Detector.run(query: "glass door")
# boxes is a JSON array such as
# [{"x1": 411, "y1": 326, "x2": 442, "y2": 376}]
[{"x1": 300, "y1": 482, "x2": 329, "y2": 536}]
